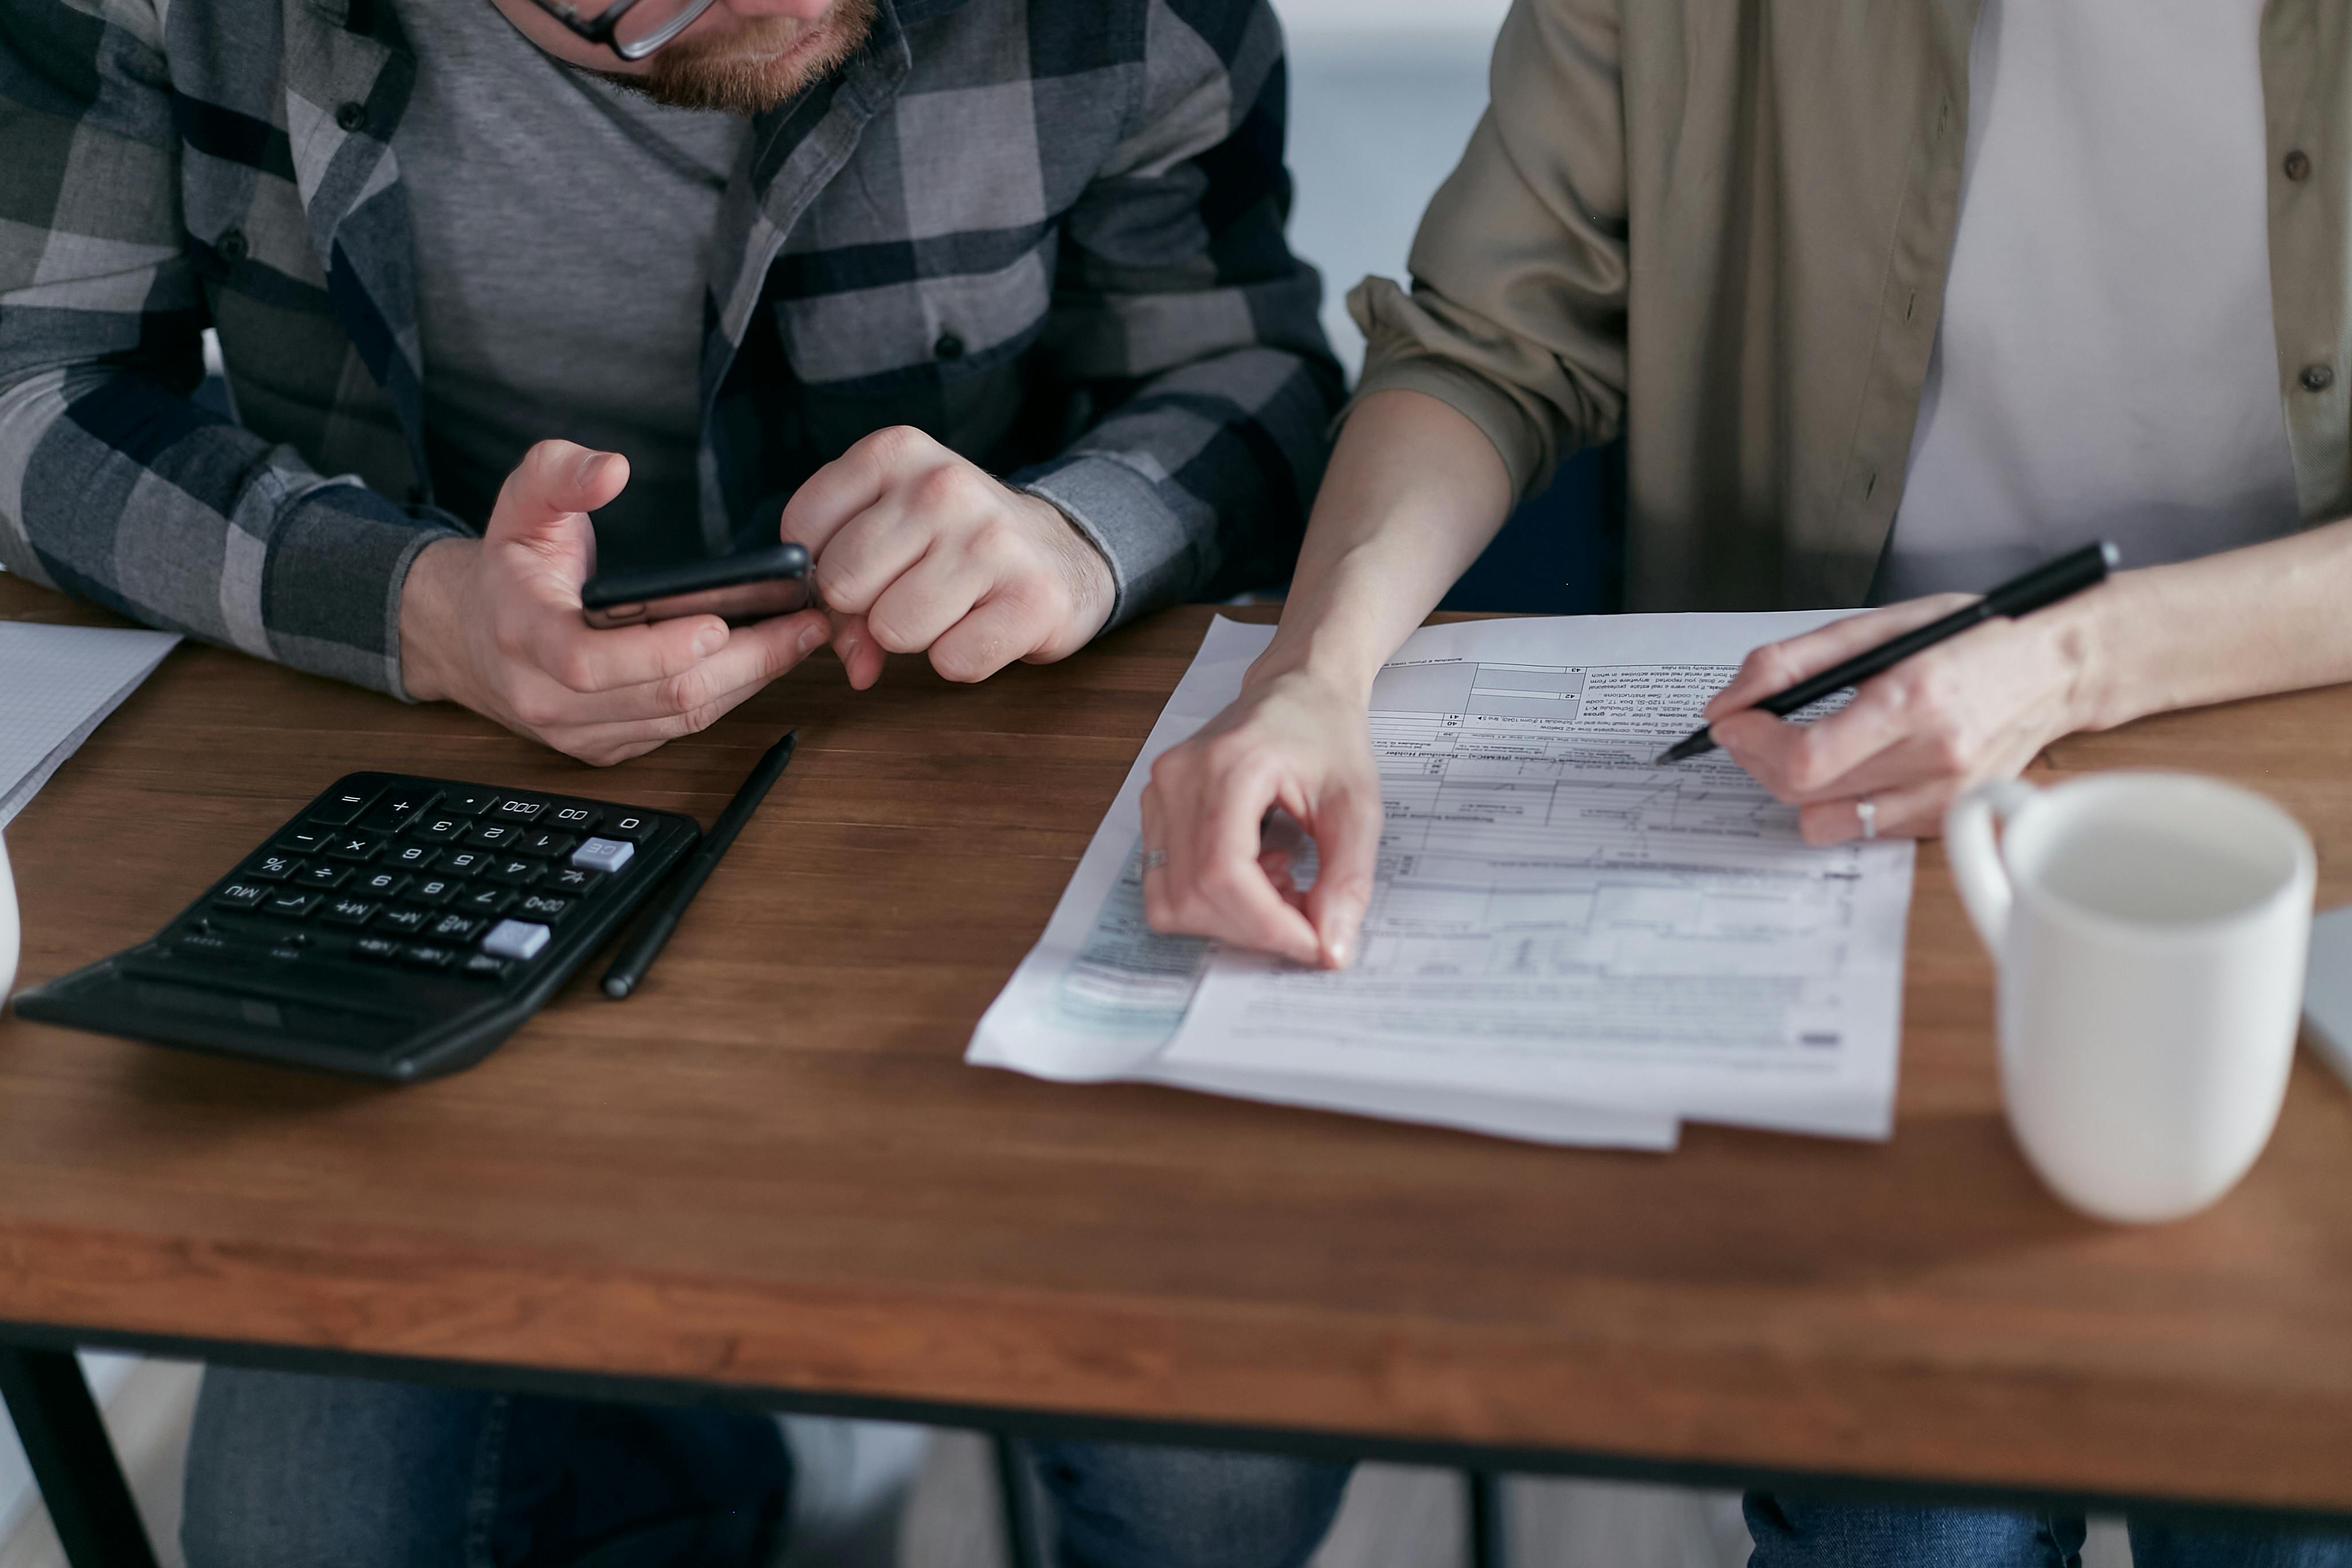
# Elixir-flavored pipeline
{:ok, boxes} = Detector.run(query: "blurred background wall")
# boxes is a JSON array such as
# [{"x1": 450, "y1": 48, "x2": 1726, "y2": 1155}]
[{"x1": 1275, "y1": 0, "x2": 1621, "y2": 615}]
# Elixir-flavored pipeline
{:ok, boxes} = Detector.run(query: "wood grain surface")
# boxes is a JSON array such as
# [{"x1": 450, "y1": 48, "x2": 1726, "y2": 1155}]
[{"x1": 3, "y1": 574, "x2": 2350, "y2": 1512}]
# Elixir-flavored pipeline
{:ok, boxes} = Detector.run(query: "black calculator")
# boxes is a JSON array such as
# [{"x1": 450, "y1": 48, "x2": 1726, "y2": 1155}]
[{"x1": 13, "y1": 774, "x2": 698, "y2": 1081}]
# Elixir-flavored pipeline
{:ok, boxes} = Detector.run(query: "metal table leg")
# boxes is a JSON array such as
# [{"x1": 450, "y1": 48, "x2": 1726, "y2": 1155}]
[
  {"x1": 1469, "y1": 1469, "x2": 1509, "y2": 1568},
  {"x1": 994, "y1": 1430, "x2": 1045, "y2": 1568},
  {"x1": 0, "y1": 1347, "x2": 158, "y2": 1568}
]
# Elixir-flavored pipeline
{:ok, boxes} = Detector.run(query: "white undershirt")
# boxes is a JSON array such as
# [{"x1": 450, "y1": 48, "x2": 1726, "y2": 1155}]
[{"x1": 1880, "y1": 0, "x2": 2303, "y2": 601}]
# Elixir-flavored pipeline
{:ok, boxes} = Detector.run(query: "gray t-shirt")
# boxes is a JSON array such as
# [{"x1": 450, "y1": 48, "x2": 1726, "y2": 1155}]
[{"x1": 395, "y1": 0, "x2": 750, "y2": 570}]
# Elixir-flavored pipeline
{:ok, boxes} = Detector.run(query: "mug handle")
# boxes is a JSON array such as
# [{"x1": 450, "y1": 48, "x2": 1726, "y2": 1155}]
[
  {"x1": 0, "y1": 829, "x2": 15, "y2": 1004},
  {"x1": 1943, "y1": 779, "x2": 2037, "y2": 955}
]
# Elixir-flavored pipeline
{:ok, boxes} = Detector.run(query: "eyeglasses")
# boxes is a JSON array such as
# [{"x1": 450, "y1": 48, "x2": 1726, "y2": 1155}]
[{"x1": 524, "y1": 0, "x2": 722, "y2": 60}]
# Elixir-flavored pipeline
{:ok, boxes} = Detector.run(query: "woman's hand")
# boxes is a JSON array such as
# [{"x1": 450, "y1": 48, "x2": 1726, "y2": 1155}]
[
  {"x1": 1703, "y1": 593, "x2": 2103, "y2": 844},
  {"x1": 1139, "y1": 667, "x2": 1382, "y2": 969},
  {"x1": 1134, "y1": 387, "x2": 1519, "y2": 966}
]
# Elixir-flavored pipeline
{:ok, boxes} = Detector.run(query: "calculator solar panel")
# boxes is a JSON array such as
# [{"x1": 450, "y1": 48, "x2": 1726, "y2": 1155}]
[{"x1": 13, "y1": 774, "x2": 699, "y2": 1081}]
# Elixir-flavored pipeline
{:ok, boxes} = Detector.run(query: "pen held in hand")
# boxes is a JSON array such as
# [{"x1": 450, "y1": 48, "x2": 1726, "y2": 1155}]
[
  {"x1": 1652, "y1": 541, "x2": 2120, "y2": 766},
  {"x1": 601, "y1": 730, "x2": 798, "y2": 999}
]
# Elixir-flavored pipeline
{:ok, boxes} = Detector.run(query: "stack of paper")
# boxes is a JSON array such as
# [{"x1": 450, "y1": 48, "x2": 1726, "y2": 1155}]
[
  {"x1": 970, "y1": 615, "x2": 1917, "y2": 1148},
  {"x1": 0, "y1": 622, "x2": 181, "y2": 828}
]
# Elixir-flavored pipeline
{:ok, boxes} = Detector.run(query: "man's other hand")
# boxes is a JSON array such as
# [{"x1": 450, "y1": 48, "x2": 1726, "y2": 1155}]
[
  {"x1": 782, "y1": 427, "x2": 1115, "y2": 689},
  {"x1": 399, "y1": 440, "x2": 830, "y2": 765}
]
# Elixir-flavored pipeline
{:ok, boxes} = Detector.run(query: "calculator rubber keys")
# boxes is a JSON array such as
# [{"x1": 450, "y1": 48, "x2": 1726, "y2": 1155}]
[
  {"x1": 306, "y1": 787, "x2": 375, "y2": 825},
  {"x1": 572, "y1": 838, "x2": 634, "y2": 875},
  {"x1": 483, "y1": 920, "x2": 551, "y2": 962}
]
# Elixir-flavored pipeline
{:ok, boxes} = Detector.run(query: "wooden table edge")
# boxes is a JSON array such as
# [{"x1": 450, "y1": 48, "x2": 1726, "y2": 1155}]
[{"x1": 5, "y1": 1312, "x2": 2347, "y2": 1534}]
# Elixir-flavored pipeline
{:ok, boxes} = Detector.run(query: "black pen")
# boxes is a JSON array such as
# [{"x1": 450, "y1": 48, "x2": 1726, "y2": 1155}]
[
  {"x1": 1653, "y1": 542, "x2": 2120, "y2": 766},
  {"x1": 601, "y1": 730, "x2": 798, "y2": 998}
]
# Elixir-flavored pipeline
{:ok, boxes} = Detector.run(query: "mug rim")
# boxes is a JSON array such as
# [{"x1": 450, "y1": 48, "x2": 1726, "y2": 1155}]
[{"x1": 2001, "y1": 771, "x2": 2315, "y2": 942}]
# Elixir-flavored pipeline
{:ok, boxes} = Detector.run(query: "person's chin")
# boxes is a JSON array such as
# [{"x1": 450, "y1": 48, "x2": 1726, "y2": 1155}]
[{"x1": 599, "y1": 0, "x2": 876, "y2": 115}]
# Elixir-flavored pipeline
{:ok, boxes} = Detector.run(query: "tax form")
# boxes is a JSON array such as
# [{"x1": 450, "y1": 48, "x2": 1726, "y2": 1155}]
[
  {"x1": 1160, "y1": 615, "x2": 1915, "y2": 1139},
  {"x1": 970, "y1": 613, "x2": 1917, "y2": 1144}
]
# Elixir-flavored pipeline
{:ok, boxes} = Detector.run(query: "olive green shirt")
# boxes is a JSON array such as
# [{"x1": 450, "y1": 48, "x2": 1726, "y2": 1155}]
[{"x1": 1350, "y1": 0, "x2": 2349, "y2": 611}]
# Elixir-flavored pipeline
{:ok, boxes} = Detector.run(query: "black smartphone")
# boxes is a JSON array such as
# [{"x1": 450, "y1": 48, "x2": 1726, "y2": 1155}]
[{"x1": 580, "y1": 543, "x2": 814, "y2": 629}]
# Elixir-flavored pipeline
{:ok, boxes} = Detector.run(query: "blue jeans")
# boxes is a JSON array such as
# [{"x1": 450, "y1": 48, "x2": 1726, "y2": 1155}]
[
  {"x1": 1746, "y1": 1495, "x2": 2352, "y2": 1567},
  {"x1": 180, "y1": 1367, "x2": 1350, "y2": 1568}
]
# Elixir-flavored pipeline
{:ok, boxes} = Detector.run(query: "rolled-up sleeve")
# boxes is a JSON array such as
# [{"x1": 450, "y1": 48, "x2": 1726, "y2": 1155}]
[{"x1": 1349, "y1": 0, "x2": 1630, "y2": 501}]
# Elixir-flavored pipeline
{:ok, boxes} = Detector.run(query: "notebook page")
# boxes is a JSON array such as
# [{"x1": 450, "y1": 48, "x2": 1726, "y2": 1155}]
[{"x1": 0, "y1": 622, "x2": 181, "y2": 828}]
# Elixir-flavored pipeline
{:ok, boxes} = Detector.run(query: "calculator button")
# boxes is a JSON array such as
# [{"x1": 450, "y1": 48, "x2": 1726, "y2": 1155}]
[
  {"x1": 410, "y1": 815, "x2": 468, "y2": 844},
  {"x1": 571, "y1": 837, "x2": 636, "y2": 875},
  {"x1": 547, "y1": 805, "x2": 600, "y2": 833},
  {"x1": 547, "y1": 867, "x2": 600, "y2": 893},
  {"x1": 437, "y1": 850, "x2": 492, "y2": 877},
  {"x1": 352, "y1": 936, "x2": 403, "y2": 963},
  {"x1": 426, "y1": 912, "x2": 485, "y2": 944},
  {"x1": 492, "y1": 797, "x2": 547, "y2": 824},
  {"x1": 385, "y1": 843, "x2": 436, "y2": 872},
  {"x1": 409, "y1": 877, "x2": 462, "y2": 907},
  {"x1": 320, "y1": 897, "x2": 379, "y2": 927},
  {"x1": 602, "y1": 814, "x2": 651, "y2": 842},
  {"x1": 460, "y1": 953, "x2": 512, "y2": 981},
  {"x1": 356, "y1": 871, "x2": 412, "y2": 899},
  {"x1": 487, "y1": 857, "x2": 543, "y2": 888},
  {"x1": 261, "y1": 891, "x2": 322, "y2": 919},
  {"x1": 515, "y1": 893, "x2": 574, "y2": 924},
  {"x1": 464, "y1": 822, "x2": 523, "y2": 850},
  {"x1": 325, "y1": 834, "x2": 382, "y2": 863},
  {"x1": 214, "y1": 881, "x2": 269, "y2": 911},
  {"x1": 458, "y1": 886, "x2": 515, "y2": 918},
  {"x1": 360, "y1": 790, "x2": 437, "y2": 832},
  {"x1": 307, "y1": 787, "x2": 378, "y2": 825},
  {"x1": 293, "y1": 864, "x2": 349, "y2": 891},
  {"x1": 248, "y1": 853, "x2": 301, "y2": 882},
  {"x1": 374, "y1": 907, "x2": 430, "y2": 935},
  {"x1": 515, "y1": 830, "x2": 578, "y2": 859},
  {"x1": 277, "y1": 826, "x2": 334, "y2": 854},
  {"x1": 481, "y1": 920, "x2": 551, "y2": 962},
  {"x1": 438, "y1": 787, "x2": 499, "y2": 817},
  {"x1": 399, "y1": 943, "x2": 460, "y2": 970}
]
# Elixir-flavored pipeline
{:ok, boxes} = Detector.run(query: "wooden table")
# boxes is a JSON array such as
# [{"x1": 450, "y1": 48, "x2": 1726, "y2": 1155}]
[{"x1": 4, "y1": 573, "x2": 2351, "y2": 1560}]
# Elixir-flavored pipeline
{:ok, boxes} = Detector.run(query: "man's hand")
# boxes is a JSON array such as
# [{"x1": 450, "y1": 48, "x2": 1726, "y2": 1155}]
[
  {"x1": 1702, "y1": 591, "x2": 2105, "y2": 843},
  {"x1": 782, "y1": 427, "x2": 1115, "y2": 689},
  {"x1": 1138, "y1": 667, "x2": 1382, "y2": 969},
  {"x1": 399, "y1": 440, "x2": 831, "y2": 765}
]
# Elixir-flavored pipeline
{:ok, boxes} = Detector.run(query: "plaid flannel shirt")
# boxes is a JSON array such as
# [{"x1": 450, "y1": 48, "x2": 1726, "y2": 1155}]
[{"x1": 0, "y1": 0, "x2": 1340, "y2": 693}]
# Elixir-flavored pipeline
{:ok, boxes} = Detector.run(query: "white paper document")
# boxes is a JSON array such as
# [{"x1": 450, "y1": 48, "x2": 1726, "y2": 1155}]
[
  {"x1": 970, "y1": 613, "x2": 1916, "y2": 1145},
  {"x1": 0, "y1": 621, "x2": 180, "y2": 828}
]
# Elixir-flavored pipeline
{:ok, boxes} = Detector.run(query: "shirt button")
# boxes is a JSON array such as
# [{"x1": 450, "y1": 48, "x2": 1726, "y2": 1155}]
[
  {"x1": 217, "y1": 227, "x2": 248, "y2": 261},
  {"x1": 2302, "y1": 364, "x2": 2335, "y2": 393},
  {"x1": 335, "y1": 100, "x2": 368, "y2": 133},
  {"x1": 933, "y1": 331, "x2": 965, "y2": 362},
  {"x1": 2283, "y1": 149, "x2": 2312, "y2": 182}
]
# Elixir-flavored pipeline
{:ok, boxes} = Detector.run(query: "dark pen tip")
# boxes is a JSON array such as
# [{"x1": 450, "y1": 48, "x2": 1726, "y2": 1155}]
[
  {"x1": 602, "y1": 975, "x2": 633, "y2": 1000},
  {"x1": 2098, "y1": 540, "x2": 2120, "y2": 569}
]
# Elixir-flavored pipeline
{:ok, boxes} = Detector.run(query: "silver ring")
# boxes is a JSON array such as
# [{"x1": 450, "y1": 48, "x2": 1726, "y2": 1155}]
[
  {"x1": 1856, "y1": 797, "x2": 1878, "y2": 841},
  {"x1": 1140, "y1": 848, "x2": 1169, "y2": 872}
]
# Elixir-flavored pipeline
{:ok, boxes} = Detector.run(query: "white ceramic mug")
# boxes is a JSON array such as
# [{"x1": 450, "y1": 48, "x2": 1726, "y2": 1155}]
[
  {"x1": 0, "y1": 830, "x2": 17, "y2": 1005},
  {"x1": 1945, "y1": 772, "x2": 2315, "y2": 1223}
]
